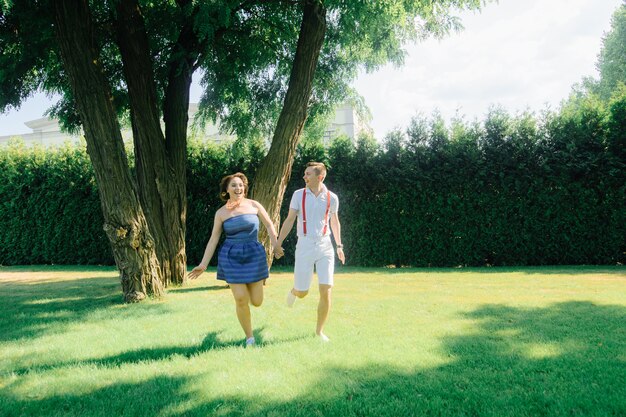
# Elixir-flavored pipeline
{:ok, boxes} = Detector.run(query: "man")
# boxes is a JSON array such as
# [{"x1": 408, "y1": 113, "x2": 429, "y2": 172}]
[{"x1": 274, "y1": 162, "x2": 345, "y2": 342}]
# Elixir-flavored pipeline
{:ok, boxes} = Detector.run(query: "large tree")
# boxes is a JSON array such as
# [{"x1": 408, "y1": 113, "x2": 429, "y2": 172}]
[
  {"x1": 577, "y1": 2, "x2": 626, "y2": 101},
  {"x1": 53, "y1": 0, "x2": 165, "y2": 302},
  {"x1": 1, "y1": 0, "x2": 485, "y2": 301},
  {"x1": 596, "y1": 1, "x2": 626, "y2": 101}
]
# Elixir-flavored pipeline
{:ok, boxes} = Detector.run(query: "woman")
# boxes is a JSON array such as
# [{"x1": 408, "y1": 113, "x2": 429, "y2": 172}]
[{"x1": 188, "y1": 172, "x2": 279, "y2": 347}]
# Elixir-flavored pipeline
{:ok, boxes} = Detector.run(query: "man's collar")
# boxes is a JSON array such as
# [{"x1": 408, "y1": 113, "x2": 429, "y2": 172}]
[{"x1": 305, "y1": 183, "x2": 328, "y2": 195}]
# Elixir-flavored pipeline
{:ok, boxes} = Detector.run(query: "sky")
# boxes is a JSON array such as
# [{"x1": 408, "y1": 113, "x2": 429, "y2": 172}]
[{"x1": 0, "y1": 0, "x2": 622, "y2": 138}]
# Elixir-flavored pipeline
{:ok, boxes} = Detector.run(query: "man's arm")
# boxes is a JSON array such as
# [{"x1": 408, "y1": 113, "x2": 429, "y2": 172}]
[{"x1": 330, "y1": 212, "x2": 345, "y2": 264}]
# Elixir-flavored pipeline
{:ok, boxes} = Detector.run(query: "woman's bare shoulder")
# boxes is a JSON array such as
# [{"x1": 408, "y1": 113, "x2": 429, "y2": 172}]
[{"x1": 215, "y1": 205, "x2": 228, "y2": 218}]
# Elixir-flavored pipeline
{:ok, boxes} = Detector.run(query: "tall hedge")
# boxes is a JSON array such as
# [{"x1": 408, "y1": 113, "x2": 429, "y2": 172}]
[
  {"x1": 1, "y1": 93, "x2": 624, "y2": 267},
  {"x1": 0, "y1": 143, "x2": 110, "y2": 264}
]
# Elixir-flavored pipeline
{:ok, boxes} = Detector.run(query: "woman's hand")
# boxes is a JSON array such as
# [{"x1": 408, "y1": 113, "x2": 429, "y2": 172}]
[
  {"x1": 274, "y1": 244, "x2": 285, "y2": 259},
  {"x1": 188, "y1": 265, "x2": 207, "y2": 280}
]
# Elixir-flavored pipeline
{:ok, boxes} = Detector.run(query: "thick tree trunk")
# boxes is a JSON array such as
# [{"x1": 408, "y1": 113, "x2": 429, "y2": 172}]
[
  {"x1": 115, "y1": 0, "x2": 187, "y2": 286},
  {"x1": 162, "y1": 2, "x2": 204, "y2": 285},
  {"x1": 53, "y1": 0, "x2": 164, "y2": 301},
  {"x1": 251, "y1": 0, "x2": 327, "y2": 265}
]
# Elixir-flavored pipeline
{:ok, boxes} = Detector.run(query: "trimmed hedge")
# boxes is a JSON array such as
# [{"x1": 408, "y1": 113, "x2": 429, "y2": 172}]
[{"x1": 1, "y1": 94, "x2": 624, "y2": 267}]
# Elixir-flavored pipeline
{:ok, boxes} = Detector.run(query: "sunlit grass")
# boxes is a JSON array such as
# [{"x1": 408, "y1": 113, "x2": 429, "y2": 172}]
[{"x1": 1, "y1": 265, "x2": 625, "y2": 416}]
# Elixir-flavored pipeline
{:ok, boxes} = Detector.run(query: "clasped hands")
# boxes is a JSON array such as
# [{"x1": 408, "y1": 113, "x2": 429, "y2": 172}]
[{"x1": 273, "y1": 244, "x2": 285, "y2": 259}]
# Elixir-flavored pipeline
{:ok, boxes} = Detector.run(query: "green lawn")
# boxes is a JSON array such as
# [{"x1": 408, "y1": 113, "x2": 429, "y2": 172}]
[{"x1": 1, "y1": 265, "x2": 625, "y2": 417}]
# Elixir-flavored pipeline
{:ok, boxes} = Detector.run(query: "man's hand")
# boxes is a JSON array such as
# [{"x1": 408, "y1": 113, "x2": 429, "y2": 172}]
[
  {"x1": 337, "y1": 247, "x2": 345, "y2": 264},
  {"x1": 274, "y1": 245, "x2": 285, "y2": 259},
  {"x1": 188, "y1": 265, "x2": 206, "y2": 280}
]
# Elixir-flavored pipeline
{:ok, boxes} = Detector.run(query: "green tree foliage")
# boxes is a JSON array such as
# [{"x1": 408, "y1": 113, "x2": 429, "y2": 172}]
[
  {"x1": 596, "y1": 1, "x2": 626, "y2": 101},
  {"x1": 0, "y1": 0, "x2": 486, "y2": 139},
  {"x1": 574, "y1": 2, "x2": 626, "y2": 102},
  {"x1": 1, "y1": 0, "x2": 487, "y2": 298}
]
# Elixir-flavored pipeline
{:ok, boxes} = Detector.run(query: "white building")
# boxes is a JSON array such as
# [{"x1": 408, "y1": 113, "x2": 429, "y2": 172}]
[
  {"x1": 323, "y1": 102, "x2": 363, "y2": 143},
  {"x1": 0, "y1": 103, "x2": 364, "y2": 147},
  {"x1": 0, "y1": 116, "x2": 86, "y2": 148}
]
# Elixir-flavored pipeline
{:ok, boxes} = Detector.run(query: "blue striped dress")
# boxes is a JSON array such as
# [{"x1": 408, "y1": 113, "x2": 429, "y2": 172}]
[{"x1": 217, "y1": 213, "x2": 269, "y2": 284}]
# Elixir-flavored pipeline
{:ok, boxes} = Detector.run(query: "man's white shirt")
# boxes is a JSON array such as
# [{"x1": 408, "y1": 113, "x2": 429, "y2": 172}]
[{"x1": 289, "y1": 185, "x2": 339, "y2": 238}]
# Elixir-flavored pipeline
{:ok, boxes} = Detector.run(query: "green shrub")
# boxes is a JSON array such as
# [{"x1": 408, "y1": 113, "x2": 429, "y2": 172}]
[{"x1": 1, "y1": 97, "x2": 624, "y2": 267}]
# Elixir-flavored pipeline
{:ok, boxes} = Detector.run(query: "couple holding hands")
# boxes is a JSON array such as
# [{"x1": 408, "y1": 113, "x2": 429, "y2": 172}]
[{"x1": 188, "y1": 162, "x2": 345, "y2": 346}]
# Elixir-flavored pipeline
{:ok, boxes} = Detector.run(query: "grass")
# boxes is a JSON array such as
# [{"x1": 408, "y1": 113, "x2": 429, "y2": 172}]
[{"x1": 1, "y1": 265, "x2": 625, "y2": 417}]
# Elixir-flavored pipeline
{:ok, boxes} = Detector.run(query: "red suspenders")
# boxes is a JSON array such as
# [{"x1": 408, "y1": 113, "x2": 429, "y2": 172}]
[
  {"x1": 302, "y1": 189, "x2": 331, "y2": 236},
  {"x1": 301, "y1": 190, "x2": 307, "y2": 234}
]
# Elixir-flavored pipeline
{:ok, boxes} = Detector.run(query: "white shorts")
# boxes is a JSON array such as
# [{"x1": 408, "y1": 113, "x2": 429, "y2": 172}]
[{"x1": 294, "y1": 236, "x2": 335, "y2": 291}]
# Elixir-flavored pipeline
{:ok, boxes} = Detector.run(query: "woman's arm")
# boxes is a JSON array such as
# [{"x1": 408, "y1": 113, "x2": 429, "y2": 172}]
[
  {"x1": 252, "y1": 200, "x2": 279, "y2": 247},
  {"x1": 188, "y1": 211, "x2": 224, "y2": 280}
]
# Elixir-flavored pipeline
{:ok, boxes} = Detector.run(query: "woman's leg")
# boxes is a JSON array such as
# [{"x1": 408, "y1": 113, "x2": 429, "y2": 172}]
[
  {"x1": 229, "y1": 284, "x2": 253, "y2": 339},
  {"x1": 247, "y1": 280, "x2": 264, "y2": 307}
]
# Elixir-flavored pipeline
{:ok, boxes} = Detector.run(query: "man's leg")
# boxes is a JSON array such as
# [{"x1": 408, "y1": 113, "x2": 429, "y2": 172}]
[
  {"x1": 315, "y1": 240, "x2": 335, "y2": 340},
  {"x1": 289, "y1": 239, "x2": 314, "y2": 306},
  {"x1": 316, "y1": 284, "x2": 332, "y2": 340}
]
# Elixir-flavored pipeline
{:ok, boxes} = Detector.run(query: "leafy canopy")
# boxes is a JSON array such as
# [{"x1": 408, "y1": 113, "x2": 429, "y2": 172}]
[{"x1": 1, "y1": 0, "x2": 486, "y2": 138}]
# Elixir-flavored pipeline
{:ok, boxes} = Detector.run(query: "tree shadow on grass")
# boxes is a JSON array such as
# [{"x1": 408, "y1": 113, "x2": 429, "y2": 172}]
[
  {"x1": 9, "y1": 327, "x2": 311, "y2": 376},
  {"x1": 0, "y1": 275, "x2": 169, "y2": 343},
  {"x1": 2, "y1": 301, "x2": 624, "y2": 416},
  {"x1": 170, "y1": 284, "x2": 230, "y2": 293},
  {"x1": 1, "y1": 272, "x2": 231, "y2": 345},
  {"x1": 7, "y1": 331, "x2": 239, "y2": 376}
]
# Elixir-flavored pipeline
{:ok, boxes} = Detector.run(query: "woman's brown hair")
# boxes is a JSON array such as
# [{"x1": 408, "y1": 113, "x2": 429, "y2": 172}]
[{"x1": 219, "y1": 172, "x2": 249, "y2": 201}]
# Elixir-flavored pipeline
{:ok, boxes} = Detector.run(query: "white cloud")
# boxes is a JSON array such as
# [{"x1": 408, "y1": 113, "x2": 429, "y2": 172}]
[
  {"x1": 0, "y1": 0, "x2": 622, "y2": 138},
  {"x1": 353, "y1": 0, "x2": 622, "y2": 137}
]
